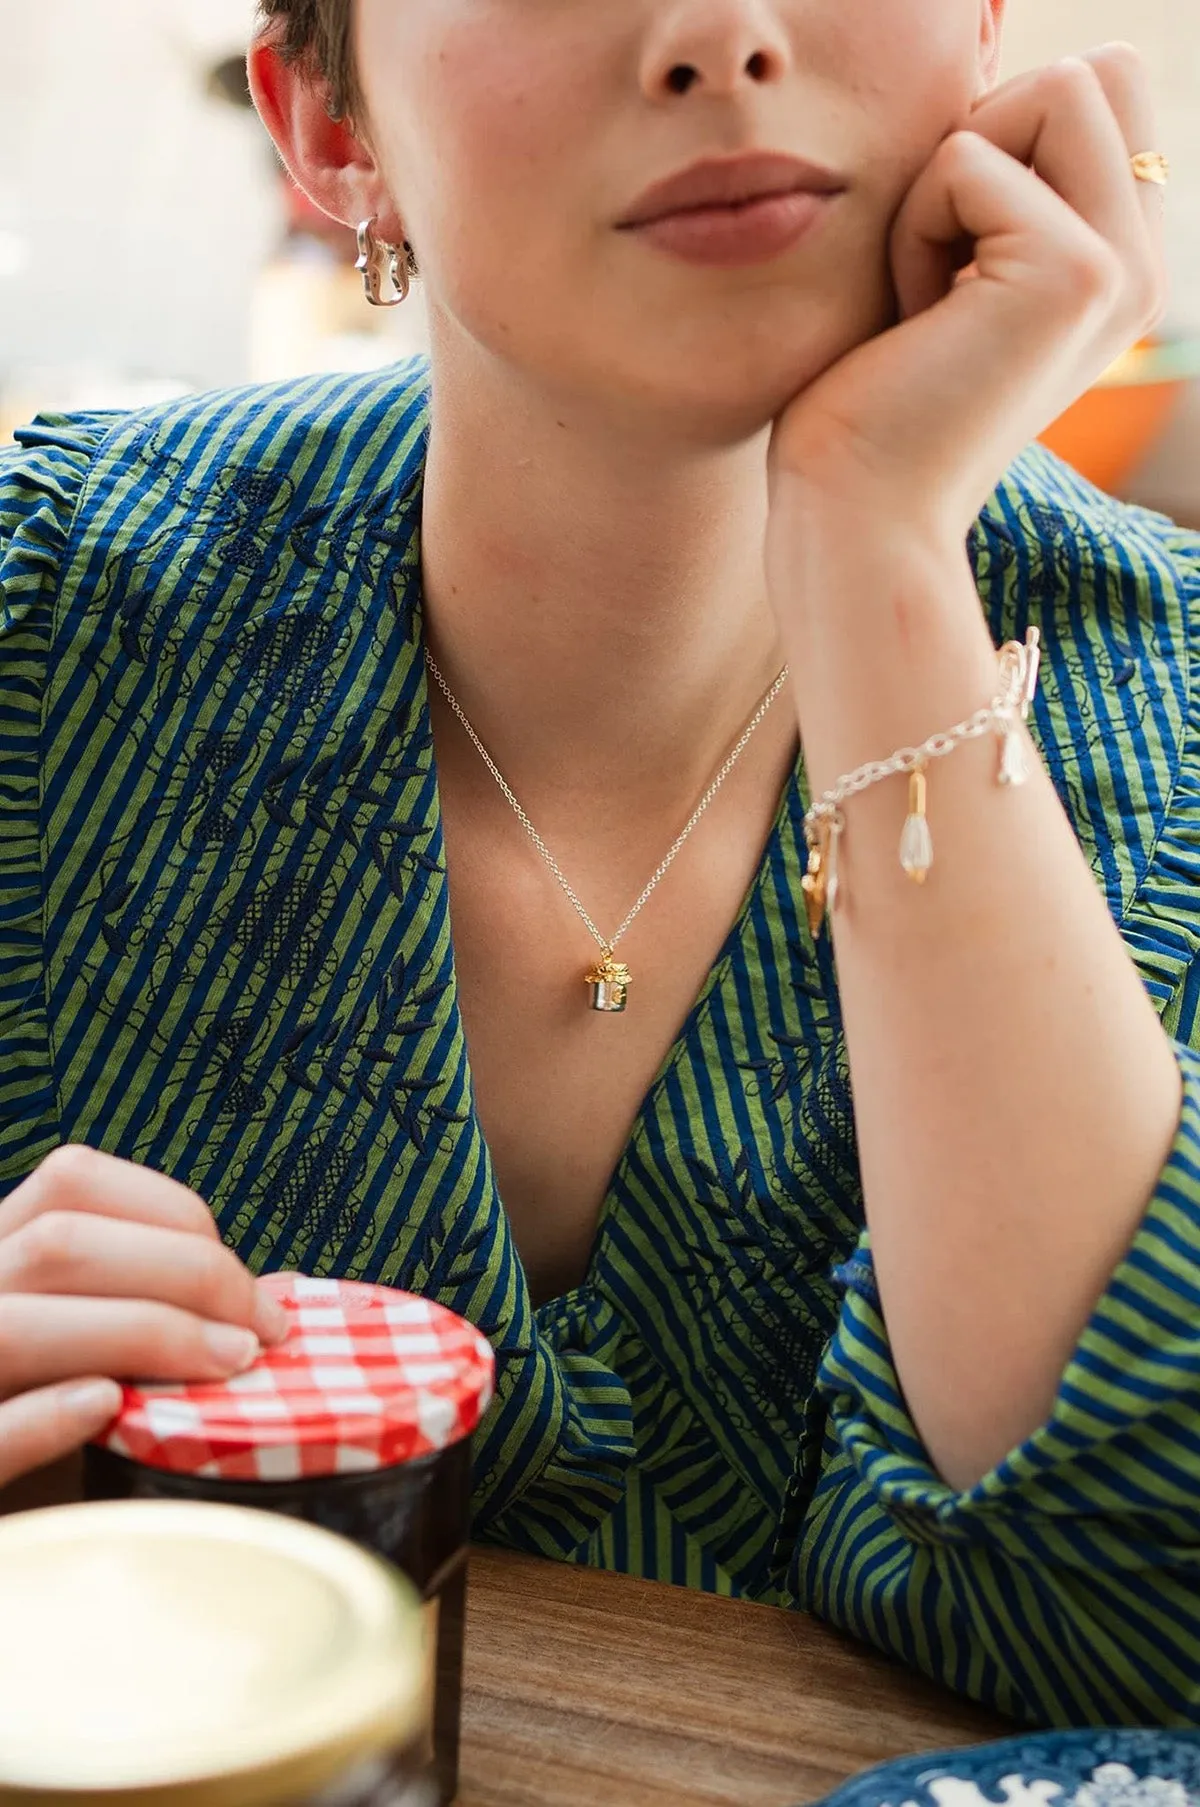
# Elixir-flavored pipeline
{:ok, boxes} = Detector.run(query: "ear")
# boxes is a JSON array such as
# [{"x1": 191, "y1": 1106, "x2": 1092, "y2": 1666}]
[
  {"x1": 247, "y1": 33, "x2": 401, "y2": 238},
  {"x1": 978, "y1": 0, "x2": 1005, "y2": 89}
]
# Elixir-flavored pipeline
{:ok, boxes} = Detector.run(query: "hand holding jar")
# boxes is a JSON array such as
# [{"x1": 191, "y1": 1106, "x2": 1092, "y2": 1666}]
[{"x1": 0, "y1": 1144, "x2": 288, "y2": 1488}]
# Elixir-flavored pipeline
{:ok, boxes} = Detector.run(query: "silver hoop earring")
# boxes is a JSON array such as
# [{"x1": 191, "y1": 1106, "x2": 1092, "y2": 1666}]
[{"x1": 355, "y1": 217, "x2": 411, "y2": 307}]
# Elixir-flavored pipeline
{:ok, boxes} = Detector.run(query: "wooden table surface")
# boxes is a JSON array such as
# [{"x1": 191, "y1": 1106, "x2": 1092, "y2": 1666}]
[
  {"x1": 2, "y1": 1464, "x2": 1012, "y2": 1806},
  {"x1": 460, "y1": 1548, "x2": 1011, "y2": 1807}
]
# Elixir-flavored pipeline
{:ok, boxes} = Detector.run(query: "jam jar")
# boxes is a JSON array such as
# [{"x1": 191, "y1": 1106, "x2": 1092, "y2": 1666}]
[
  {"x1": 0, "y1": 1498, "x2": 431, "y2": 1805},
  {"x1": 85, "y1": 1276, "x2": 496, "y2": 1807}
]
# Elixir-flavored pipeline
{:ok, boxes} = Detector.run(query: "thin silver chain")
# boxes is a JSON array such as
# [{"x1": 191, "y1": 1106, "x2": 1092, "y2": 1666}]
[
  {"x1": 425, "y1": 651, "x2": 791, "y2": 956},
  {"x1": 803, "y1": 634, "x2": 1038, "y2": 833}
]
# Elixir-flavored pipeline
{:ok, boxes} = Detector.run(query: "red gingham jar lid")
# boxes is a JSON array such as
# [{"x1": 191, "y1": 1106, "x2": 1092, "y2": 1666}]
[{"x1": 94, "y1": 1275, "x2": 496, "y2": 1483}]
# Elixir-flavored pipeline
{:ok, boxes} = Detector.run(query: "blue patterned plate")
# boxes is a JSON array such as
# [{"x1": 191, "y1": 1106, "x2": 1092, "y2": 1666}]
[{"x1": 812, "y1": 1730, "x2": 1200, "y2": 1807}]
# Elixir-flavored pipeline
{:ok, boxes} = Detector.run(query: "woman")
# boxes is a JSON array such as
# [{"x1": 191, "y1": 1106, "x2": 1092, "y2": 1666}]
[{"x1": 1, "y1": 0, "x2": 1197, "y2": 1726}]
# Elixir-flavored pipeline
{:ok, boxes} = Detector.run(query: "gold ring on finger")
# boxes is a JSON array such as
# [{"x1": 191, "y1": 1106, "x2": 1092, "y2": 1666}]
[{"x1": 1131, "y1": 151, "x2": 1170, "y2": 187}]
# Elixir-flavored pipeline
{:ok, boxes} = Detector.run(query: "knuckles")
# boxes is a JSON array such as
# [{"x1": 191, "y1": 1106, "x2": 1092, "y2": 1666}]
[
  {"x1": 1033, "y1": 228, "x2": 1125, "y2": 312},
  {"x1": 1040, "y1": 56, "x2": 1107, "y2": 105},
  {"x1": 1084, "y1": 40, "x2": 1148, "y2": 86},
  {"x1": 184, "y1": 1239, "x2": 251, "y2": 1321},
  {"x1": 935, "y1": 130, "x2": 990, "y2": 176},
  {"x1": 34, "y1": 1143, "x2": 105, "y2": 1201},
  {"x1": 13, "y1": 1143, "x2": 215, "y2": 1237},
  {"x1": 2, "y1": 1212, "x2": 88, "y2": 1292}
]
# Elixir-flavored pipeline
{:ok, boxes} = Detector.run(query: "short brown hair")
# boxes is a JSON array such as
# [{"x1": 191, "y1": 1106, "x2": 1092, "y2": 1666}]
[{"x1": 257, "y1": 0, "x2": 360, "y2": 124}]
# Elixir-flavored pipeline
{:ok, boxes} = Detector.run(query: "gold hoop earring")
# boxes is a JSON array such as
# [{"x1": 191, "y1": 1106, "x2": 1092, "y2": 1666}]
[{"x1": 355, "y1": 217, "x2": 411, "y2": 307}]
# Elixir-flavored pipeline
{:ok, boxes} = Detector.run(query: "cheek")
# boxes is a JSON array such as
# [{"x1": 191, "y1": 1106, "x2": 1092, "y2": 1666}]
[
  {"x1": 404, "y1": 15, "x2": 597, "y2": 245},
  {"x1": 827, "y1": 1, "x2": 984, "y2": 184}
]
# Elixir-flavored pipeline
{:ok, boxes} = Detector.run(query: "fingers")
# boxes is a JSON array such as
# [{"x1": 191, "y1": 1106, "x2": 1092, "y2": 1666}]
[
  {"x1": 0, "y1": 1150, "x2": 291, "y2": 1496},
  {"x1": 877, "y1": 131, "x2": 1136, "y2": 515},
  {"x1": 1078, "y1": 42, "x2": 1158, "y2": 155},
  {"x1": 966, "y1": 49, "x2": 1165, "y2": 330},
  {"x1": 1077, "y1": 43, "x2": 1168, "y2": 278},
  {"x1": 0, "y1": 1379, "x2": 125, "y2": 1491},
  {"x1": 0, "y1": 1211, "x2": 286, "y2": 1346},
  {"x1": 0, "y1": 1146, "x2": 221, "y2": 1245},
  {"x1": 966, "y1": 56, "x2": 1148, "y2": 265},
  {"x1": 0, "y1": 1148, "x2": 288, "y2": 1348},
  {"x1": 891, "y1": 130, "x2": 1117, "y2": 329},
  {"x1": 0, "y1": 1294, "x2": 263, "y2": 1398}
]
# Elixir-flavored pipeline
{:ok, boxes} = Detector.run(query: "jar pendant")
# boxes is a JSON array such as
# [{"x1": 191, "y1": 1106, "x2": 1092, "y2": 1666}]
[
  {"x1": 586, "y1": 951, "x2": 632, "y2": 1014},
  {"x1": 899, "y1": 765, "x2": 933, "y2": 884}
]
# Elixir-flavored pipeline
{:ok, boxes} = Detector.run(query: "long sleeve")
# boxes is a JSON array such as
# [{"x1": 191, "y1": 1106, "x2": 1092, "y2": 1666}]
[
  {"x1": 778, "y1": 492, "x2": 1200, "y2": 1728},
  {"x1": 0, "y1": 414, "x2": 114, "y2": 1187}
]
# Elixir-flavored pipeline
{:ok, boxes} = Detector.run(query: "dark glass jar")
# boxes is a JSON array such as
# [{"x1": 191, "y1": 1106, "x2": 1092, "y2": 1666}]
[
  {"x1": 85, "y1": 1277, "x2": 495, "y2": 1807},
  {"x1": 0, "y1": 1498, "x2": 433, "y2": 1806}
]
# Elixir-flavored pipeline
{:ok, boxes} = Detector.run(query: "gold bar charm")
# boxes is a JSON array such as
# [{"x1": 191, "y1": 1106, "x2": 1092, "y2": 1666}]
[
  {"x1": 801, "y1": 815, "x2": 844, "y2": 940},
  {"x1": 801, "y1": 830, "x2": 829, "y2": 940},
  {"x1": 899, "y1": 764, "x2": 933, "y2": 884}
]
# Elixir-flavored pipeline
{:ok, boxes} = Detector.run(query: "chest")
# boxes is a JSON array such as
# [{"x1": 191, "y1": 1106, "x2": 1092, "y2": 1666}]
[{"x1": 438, "y1": 740, "x2": 802, "y2": 1306}]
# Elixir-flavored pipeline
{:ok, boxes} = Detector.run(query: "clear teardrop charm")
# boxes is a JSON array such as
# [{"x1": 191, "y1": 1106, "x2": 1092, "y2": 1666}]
[
  {"x1": 900, "y1": 813, "x2": 934, "y2": 883},
  {"x1": 826, "y1": 816, "x2": 843, "y2": 915},
  {"x1": 998, "y1": 727, "x2": 1029, "y2": 787},
  {"x1": 899, "y1": 765, "x2": 932, "y2": 884}
]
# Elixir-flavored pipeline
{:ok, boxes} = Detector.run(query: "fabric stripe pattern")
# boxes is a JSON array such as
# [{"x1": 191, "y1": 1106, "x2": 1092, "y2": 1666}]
[{"x1": 3, "y1": 365, "x2": 1200, "y2": 1726}]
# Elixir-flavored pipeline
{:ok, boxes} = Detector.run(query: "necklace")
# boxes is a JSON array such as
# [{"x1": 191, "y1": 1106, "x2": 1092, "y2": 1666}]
[{"x1": 425, "y1": 650, "x2": 791, "y2": 1015}]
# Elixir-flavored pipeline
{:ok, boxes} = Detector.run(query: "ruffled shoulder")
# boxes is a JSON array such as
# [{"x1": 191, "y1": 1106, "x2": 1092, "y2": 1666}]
[
  {"x1": 1131, "y1": 516, "x2": 1200, "y2": 1035},
  {"x1": 973, "y1": 446, "x2": 1200, "y2": 1023},
  {"x1": 0, "y1": 410, "x2": 120, "y2": 1188}
]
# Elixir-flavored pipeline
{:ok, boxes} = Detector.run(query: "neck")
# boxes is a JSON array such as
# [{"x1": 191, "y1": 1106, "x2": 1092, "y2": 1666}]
[{"x1": 418, "y1": 339, "x2": 788, "y2": 819}]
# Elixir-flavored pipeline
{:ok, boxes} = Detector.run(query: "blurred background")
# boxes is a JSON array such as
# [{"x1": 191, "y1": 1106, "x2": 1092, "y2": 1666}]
[{"x1": 1, "y1": 0, "x2": 1198, "y2": 521}]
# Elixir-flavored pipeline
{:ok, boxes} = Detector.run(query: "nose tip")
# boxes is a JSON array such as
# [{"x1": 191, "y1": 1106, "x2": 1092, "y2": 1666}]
[{"x1": 642, "y1": 2, "x2": 790, "y2": 101}]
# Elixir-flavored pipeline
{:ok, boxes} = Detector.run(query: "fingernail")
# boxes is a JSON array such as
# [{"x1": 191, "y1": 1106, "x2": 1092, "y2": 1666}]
[
  {"x1": 204, "y1": 1324, "x2": 261, "y2": 1374},
  {"x1": 65, "y1": 1379, "x2": 123, "y2": 1422},
  {"x1": 253, "y1": 1288, "x2": 290, "y2": 1348}
]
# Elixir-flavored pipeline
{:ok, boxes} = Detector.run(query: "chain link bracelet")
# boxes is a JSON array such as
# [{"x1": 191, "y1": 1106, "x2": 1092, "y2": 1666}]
[{"x1": 800, "y1": 628, "x2": 1042, "y2": 940}]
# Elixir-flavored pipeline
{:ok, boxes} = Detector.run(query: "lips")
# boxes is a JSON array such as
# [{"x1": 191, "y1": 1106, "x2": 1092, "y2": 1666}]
[{"x1": 618, "y1": 152, "x2": 847, "y2": 230}]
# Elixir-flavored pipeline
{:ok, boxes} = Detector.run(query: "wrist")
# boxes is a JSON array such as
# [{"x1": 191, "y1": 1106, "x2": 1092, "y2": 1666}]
[
  {"x1": 767, "y1": 497, "x2": 989, "y2": 669},
  {"x1": 771, "y1": 472, "x2": 971, "y2": 571},
  {"x1": 768, "y1": 509, "x2": 1001, "y2": 794}
]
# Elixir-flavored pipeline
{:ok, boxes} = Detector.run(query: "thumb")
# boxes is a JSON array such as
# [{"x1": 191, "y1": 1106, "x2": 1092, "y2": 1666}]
[{"x1": 0, "y1": 1379, "x2": 123, "y2": 1491}]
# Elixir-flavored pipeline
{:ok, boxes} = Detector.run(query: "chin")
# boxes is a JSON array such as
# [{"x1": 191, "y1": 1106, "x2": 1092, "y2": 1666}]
[
  {"x1": 601, "y1": 308, "x2": 883, "y2": 449},
  {"x1": 583, "y1": 234, "x2": 895, "y2": 440},
  {"x1": 436, "y1": 268, "x2": 889, "y2": 450}
]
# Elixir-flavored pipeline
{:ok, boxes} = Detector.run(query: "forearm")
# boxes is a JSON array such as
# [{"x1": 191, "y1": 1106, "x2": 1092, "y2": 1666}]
[{"x1": 775, "y1": 487, "x2": 1183, "y2": 1491}]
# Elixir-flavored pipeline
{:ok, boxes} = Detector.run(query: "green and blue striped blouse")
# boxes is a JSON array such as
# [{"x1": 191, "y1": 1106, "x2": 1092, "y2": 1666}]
[{"x1": 2, "y1": 362, "x2": 1200, "y2": 1727}]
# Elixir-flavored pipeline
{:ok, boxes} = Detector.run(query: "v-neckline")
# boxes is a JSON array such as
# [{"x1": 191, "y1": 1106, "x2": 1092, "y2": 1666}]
[{"x1": 410, "y1": 574, "x2": 808, "y2": 1319}]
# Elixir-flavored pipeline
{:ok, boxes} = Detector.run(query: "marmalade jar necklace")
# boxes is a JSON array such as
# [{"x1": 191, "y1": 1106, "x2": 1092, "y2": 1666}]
[{"x1": 425, "y1": 651, "x2": 791, "y2": 1014}]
